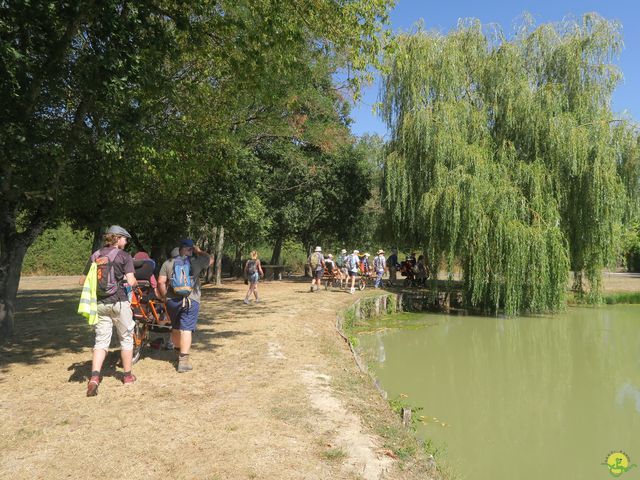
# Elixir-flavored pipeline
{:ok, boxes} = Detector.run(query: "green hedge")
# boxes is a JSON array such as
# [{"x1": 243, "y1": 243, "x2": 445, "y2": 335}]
[{"x1": 22, "y1": 224, "x2": 93, "y2": 275}]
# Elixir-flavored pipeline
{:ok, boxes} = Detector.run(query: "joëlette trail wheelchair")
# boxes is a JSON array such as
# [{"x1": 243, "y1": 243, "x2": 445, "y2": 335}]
[{"x1": 129, "y1": 259, "x2": 171, "y2": 364}]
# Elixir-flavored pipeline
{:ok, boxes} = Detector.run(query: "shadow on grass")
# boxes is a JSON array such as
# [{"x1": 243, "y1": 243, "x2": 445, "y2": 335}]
[
  {"x1": 0, "y1": 286, "x2": 257, "y2": 377},
  {"x1": 0, "y1": 289, "x2": 93, "y2": 376}
]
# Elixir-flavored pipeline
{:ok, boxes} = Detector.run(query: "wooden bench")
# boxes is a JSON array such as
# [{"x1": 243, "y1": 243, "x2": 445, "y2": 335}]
[{"x1": 261, "y1": 265, "x2": 286, "y2": 280}]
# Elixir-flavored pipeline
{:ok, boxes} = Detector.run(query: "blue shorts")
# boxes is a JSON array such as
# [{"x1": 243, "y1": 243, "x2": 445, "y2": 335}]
[
  {"x1": 348, "y1": 270, "x2": 357, "y2": 277},
  {"x1": 249, "y1": 272, "x2": 259, "y2": 284},
  {"x1": 166, "y1": 297, "x2": 200, "y2": 332}
]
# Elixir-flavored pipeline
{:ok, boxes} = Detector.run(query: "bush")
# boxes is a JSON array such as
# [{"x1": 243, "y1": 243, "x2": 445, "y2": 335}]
[{"x1": 22, "y1": 224, "x2": 93, "y2": 275}]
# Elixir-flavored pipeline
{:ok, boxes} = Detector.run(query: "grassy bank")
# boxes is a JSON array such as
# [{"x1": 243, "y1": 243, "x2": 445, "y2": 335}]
[
  {"x1": 602, "y1": 291, "x2": 640, "y2": 304},
  {"x1": 337, "y1": 293, "x2": 456, "y2": 480}
]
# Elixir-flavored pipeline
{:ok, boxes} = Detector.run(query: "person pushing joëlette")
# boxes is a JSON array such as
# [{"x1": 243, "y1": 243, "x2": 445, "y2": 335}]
[{"x1": 157, "y1": 239, "x2": 213, "y2": 373}]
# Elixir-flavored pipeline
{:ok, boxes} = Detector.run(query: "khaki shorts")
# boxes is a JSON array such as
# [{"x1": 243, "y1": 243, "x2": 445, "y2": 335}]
[{"x1": 94, "y1": 301, "x2": 134, "y2": 351}]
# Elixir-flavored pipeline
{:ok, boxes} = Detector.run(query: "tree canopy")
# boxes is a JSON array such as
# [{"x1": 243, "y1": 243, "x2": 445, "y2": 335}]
[
  {"x1": 381, "y1": 14, "x2": 637, "y2": 314},
  {"x1": 0, "y1": 0, "x2": 394, "y2": 338}
]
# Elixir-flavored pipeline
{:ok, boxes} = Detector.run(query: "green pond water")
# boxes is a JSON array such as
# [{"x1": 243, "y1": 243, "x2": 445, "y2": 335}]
[{"x1": 357, "y1": 306, "x2": 640, "y2": 480}]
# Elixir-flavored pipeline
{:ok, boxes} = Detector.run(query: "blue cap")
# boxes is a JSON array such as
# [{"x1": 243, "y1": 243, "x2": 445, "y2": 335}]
[{"x1": 180, "y1": 238, "x2": 195, "y2": 248}]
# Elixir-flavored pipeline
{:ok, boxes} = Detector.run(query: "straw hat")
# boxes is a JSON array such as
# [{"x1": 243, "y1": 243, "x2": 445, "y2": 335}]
[{"x1": 377, "y1": 249, "x2": 385, "y2": 255}]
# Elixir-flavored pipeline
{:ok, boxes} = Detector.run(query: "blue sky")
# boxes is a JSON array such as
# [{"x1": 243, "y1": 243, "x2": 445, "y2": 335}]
[{"x1": 349, "y1": 0, "x2": 640, "y2": 137}]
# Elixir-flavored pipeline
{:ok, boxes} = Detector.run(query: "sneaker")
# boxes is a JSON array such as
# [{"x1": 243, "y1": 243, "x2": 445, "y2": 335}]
[
  {"x1": 177, "y1": 355, "x2": 193, "y2": 373},
  {"x1": 350, "y1": 287, "x2": 355, "y2": 294},
  {"x1": 243, "y1": 298, "x2": 250, "y2": 304},
  {"x1": 86, "y1": 375, "x2": 100, "y2": 397},
  {"x1": 122, "y1": 373, "x2": 137, "y2": 385}
]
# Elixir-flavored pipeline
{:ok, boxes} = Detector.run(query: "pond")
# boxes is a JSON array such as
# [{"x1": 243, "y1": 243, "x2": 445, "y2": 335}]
[{"x1": 357, "y1": 306, "x2": 640, "y2": 479}]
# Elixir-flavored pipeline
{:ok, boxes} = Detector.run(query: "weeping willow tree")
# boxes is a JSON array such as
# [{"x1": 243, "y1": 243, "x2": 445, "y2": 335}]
[{"x1": 381, "y1": 14, "x2": 636, "y2": 314}]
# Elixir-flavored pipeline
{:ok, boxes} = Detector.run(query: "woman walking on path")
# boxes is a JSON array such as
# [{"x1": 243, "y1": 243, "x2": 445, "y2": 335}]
[{"x1": 244, "y1": 250, "x2": 264, "y2": 304}]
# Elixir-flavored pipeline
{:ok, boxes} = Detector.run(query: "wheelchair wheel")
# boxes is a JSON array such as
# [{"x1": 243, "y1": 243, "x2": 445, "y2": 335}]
[
  {"x1": 358, "y1": 277, "x2": 366, "y2": 291},
  {"x1": 132, "y1": 320, "x2": 149, "y2": 365}
]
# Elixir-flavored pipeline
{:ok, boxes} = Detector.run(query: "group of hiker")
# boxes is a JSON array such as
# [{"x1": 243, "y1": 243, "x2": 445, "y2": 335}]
[
  {"x1": 307, "y1": 247, "x2": 391, "y2": 294},
  {"x1": 78, "y1": 225, "x2": 213, "y2": 397},
  {"x1": 77, "y1": 225, "x2": 407, "y2": 398}
]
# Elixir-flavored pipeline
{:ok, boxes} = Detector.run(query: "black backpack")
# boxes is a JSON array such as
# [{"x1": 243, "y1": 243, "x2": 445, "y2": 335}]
[{"x1": 246, "y1": 259, "x2": 257, "y2": 275}]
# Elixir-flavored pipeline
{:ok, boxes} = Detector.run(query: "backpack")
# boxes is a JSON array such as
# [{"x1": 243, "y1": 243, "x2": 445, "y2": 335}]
[
  {"x1": 309, "y1": 253, "x2": 321, "y2": 270},
  {"x1": 336, "y1": 256, "x2": 344, "y2": 268},
  {"x1": 246, "y1": 259, "x2": 257, "y2": 276},
  {"x1": 348, "y1": 254, "x2": 357, "y2": 271},
  {"x1": 92, "y1": 248, "x2": 121, "y2": 298},
  {"x1": 171, "y1": 256, "x2": 194, "y2": 297}
]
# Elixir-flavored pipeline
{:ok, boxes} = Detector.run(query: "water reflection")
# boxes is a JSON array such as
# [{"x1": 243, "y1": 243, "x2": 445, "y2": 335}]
[
  {"x1": 358, "y1": 306, "x2": 640, "y2": 480},
  {"x1": 617, "y1": 382, "x2": 640, "y2": 414},
  {"x1": 375, "y1": 332, "x2": 386, "y2": 363}
]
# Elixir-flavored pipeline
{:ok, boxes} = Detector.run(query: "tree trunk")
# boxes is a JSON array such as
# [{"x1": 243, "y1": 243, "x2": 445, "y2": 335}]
[
  {"x1": 303, "y1": 243, "x2": 312, "y2": 277},
  {"x1": 214, "y1": 226, "x2": 224, "y2": 285},
  {"x1": 270, "y1": 235, "x2": 283, "y2": 265},
  {"x1": 91, "y1": 226, "x2": 103, "y2": 253},
  {"x1": 0, "y1": 222, "x2": 45, "y2": 340},
  {"x1": 234, "y1": 244, "x2": 244, "y2": 277},
  {"x1": 205, "y1": 226, "x2": 217, "y2": 283}
]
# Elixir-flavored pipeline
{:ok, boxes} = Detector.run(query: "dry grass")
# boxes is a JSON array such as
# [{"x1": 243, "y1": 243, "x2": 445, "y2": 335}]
[{"x1": 1, "y1": 275, "x2": 436, "y2": 480}]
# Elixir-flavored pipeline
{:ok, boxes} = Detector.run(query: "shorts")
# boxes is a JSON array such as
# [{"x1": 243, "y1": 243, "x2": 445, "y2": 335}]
[
  {"x1": 94, "y1": 301, "x2": 134, "y2": 351},
  {"x1": 249, "y1": 272, "x2": 259, "y2": 284},
  {"x1": 166, "y1": 297, "x2": 200, "y2": 332},
  {"x1": 348, "y1": 270, "x2": 357, "y2": 277},
  {"x1": 314, "y1": 269, "x2": 323, "y2": 280}
]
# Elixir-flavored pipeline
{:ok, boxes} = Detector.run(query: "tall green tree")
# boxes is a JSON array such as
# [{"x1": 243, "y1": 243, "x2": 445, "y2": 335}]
[
  {"x1": 381, "y1": 14, "x2": 636, "y2": 314},
  {"x1": 0, "y1": 0, "x2": 393, "y2": 338}
]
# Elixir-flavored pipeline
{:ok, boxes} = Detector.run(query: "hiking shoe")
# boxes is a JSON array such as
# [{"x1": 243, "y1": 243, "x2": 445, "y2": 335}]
[
  {"x1": 122, "y1": 373, "x2": 137, "y2": 385},
  {"x1": 177, "y1": 355, "x2": 193, "y2": 373},
  {"x1": 86, "y1": 375, "x2": 100, "y2": 397}
]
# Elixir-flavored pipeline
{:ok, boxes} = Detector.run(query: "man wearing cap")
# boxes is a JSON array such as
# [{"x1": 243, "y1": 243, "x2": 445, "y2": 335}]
[
  {"x1": 347, "y1": 250, "x2": 360, "y2": 294},
  {"x1": 308, "y1": 246, "x2": 325, "y2": 292},
  {"x1": 80, "y1": 225, "x2": 138, "y2": 396},
  {"x1": 158, "y1": 239, "x2": 213, "y2": 373},
  {"x1": 374, "y1": 250, "x2": 387, "y2": 288}
]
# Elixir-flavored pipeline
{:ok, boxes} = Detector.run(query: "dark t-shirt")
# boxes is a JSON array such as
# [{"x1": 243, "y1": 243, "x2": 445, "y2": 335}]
[{"x1": 84, "y1": 247, "x2": 135, "y2": 304}]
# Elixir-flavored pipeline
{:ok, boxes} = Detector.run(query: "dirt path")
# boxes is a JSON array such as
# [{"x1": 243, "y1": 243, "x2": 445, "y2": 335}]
[{"x1": 0, "y1": 277, "x2": 432, "y2": 480}]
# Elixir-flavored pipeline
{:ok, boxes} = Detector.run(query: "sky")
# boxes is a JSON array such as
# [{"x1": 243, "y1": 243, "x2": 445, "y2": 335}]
[{"x1": 349, "y1": 0, "x2": 640, "y2": 138}]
